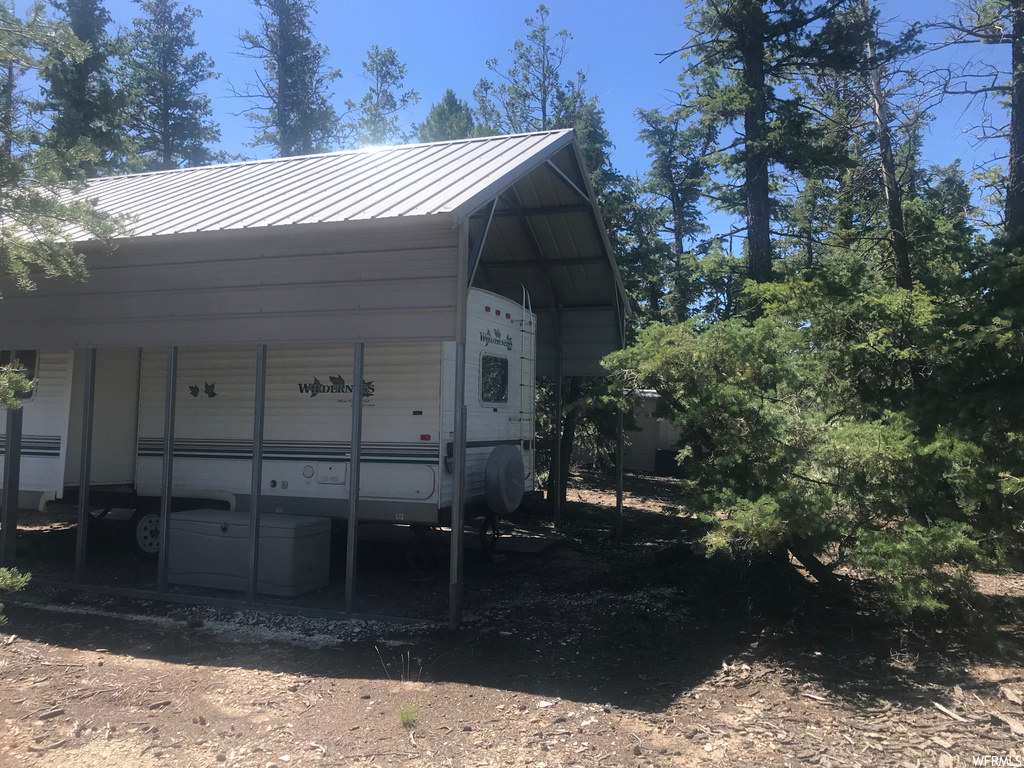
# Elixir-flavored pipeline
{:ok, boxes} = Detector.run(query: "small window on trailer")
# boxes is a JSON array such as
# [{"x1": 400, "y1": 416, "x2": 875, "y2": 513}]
[
  {"x1": 480, "y1": 354, "x2": 508, "y2": 404},
  {"x1": 0, "y1": 350, "x2": 37, "y2": 402}
]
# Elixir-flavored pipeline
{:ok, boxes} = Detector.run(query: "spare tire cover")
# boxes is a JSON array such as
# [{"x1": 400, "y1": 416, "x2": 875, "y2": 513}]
[{"x1": 484, "y1": 444, "x2": 525, "y2": 515}]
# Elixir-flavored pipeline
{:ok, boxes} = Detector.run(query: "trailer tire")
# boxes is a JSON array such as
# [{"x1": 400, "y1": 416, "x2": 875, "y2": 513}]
[
  {"x1": 130, "y1": 508, "x2": 162, "y2": 561},
  {"x1": 484, "y1": 444, "x2": 525, "y2": 516}
]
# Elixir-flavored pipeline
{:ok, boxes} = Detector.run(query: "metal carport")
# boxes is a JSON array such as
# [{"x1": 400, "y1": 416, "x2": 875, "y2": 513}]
[{"x1": 0, "y1": 129, "x2": 629, "y2": 627}]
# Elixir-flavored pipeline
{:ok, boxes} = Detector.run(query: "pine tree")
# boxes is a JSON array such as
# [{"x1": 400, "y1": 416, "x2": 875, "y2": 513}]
[
  {"x1": 238, "y1": 0, "x2": 340, "y2": 156},
  {"x1": 40, "y1": 0, "x2": 126, "y2": 177},
  {"x1": 935, "y1": 0, "x2": 1024, "y2": 235},
  {"x1": 418, "y1": 89, "x2": 476, "y2": 143},
  {"x1": 635, "y1": 87, "x2": 719, "y2": 322},
  {"x1": 345, "y1": 46, "x2": 419, "y2": 146},
  {"x1": 0, "y1": 1, "x2": 120, "y2": 403},
  {"x1": 122, "y1": 0, "x2": 220, "y2": 171},
  {"x1": 473, "y1": 4, "x2": 582, "y2": 134},
  {"x1": 676, "y1": 0, "x2": 872, "y2": 283}
]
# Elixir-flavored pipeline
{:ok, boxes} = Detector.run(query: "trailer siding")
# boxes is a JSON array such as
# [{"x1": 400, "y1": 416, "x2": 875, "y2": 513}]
[
  {"x1": 135, "y1": 341, "x2": 444, "y2": 521},
  {"x1": 0, "y1": 351, "x2": 74, "y2": 499},
  {"x1": 441, "y1": 290, "x2": 536, "y2": 509}
]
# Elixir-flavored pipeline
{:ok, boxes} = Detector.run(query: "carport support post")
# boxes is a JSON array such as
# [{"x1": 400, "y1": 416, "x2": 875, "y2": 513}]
[
  {"x1": 615, "y1": 409, "x2": 624, "y2": 539},
  {"x1": 344, "y1": 342, "x2": 364, "y2": 613},
  {"x1": 553, "y1": 309, "x2": 563, "y2": 529},
  {"x1": 449, "y1": 343, "x2": 468, "y2": 630},
  {"x1": 74, "y1": 348, "x2": 97, "y2": 581},
  {"x1": 157, "y1": 347, "x2": 177, "y2": 593},
  {"x1": 247, "y1": 345, "x2": 267, "y2": 602},
  {"x1": 614, "y1": 297, "x2": 625, "y2": 539},
  {"x1": 1, "y1": 382, "x2": 23, "y2": 567}
]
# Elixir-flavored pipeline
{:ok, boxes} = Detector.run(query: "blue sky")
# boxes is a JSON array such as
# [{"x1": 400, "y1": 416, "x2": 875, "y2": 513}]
[{"x1": 101, "y1": 0, "x2": 1006, "y2": 185}]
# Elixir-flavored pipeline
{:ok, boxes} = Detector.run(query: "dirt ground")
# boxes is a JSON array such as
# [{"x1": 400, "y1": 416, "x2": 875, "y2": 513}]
[{"x1": 1, "y1": 471, "x2": 1023, "y2": 767}]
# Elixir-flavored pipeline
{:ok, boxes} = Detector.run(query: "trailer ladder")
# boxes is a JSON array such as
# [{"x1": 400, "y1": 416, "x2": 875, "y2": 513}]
[{"x1": 519, "y1": 286, "x2": 536, "y2": 479}]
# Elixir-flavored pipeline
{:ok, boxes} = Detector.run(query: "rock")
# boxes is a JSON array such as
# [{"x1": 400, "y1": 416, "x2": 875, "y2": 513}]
[
  {"x1": 462, "y1": 726, "x2": 472, "y2": 732},
  {"x1": 215, "y1": 754, "x2": 227, "y2": 763}
]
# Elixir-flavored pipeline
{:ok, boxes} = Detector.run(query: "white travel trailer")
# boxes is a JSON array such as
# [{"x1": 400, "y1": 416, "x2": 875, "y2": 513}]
[
  {"x1": 0, "y1": 130, "x2": 628, "y2": 622},
  {"x1": 6, "y1": 288, "x2": 536, "y2": 557}
]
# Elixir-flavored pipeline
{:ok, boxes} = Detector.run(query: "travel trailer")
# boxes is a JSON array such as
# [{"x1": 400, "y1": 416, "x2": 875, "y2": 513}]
[{"x1": 4, "y1": 287, "x2": 536, "y2": 558}]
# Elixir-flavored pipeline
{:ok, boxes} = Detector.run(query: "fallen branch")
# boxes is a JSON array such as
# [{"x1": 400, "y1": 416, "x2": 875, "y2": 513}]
[
  {"x1": 27, "y1": 738, "x2": 67, "y2": 752},
  {"x1": 75, "y1": 688, "x2": 121, "y2": 700},
  {"x1": 932, "y1": 702, "x2": 968, "y2": 723},
  {"x1": 24, "y1": 707, "x2": 64, "y2": 721}
]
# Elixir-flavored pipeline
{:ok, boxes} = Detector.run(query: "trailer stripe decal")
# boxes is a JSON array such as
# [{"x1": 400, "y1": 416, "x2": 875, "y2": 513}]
[
  {"x1": 0, "y1": 434, "x2": 61, "y2": 458},
  {"x1": 136, "y1": 438, "x2": 440, "y2": 464}
]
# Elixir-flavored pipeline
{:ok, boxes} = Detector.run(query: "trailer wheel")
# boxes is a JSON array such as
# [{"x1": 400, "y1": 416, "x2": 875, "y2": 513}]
[
  {"x1": 130, "y1": 508, "x2": 161, "y2": 561},
  {"x1": 484, "y1": 444, "x2": 526, "y2": 516}
]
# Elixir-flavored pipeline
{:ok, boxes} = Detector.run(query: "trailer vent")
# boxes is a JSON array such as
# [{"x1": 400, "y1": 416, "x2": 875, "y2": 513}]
[{"x1": 317, "y1": 463, "x2": 347, "y2": 485}]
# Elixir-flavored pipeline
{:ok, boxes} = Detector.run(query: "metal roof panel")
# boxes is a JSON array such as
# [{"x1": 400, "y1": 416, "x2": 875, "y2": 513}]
[{"x1": 80, "y1": 131, "x2": 577, "y2": 237}]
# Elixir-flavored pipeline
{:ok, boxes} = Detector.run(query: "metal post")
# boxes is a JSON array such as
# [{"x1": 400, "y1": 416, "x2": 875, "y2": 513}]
[
  {"x1": 344, "y1": 343, "x2": 364, "y2": 613},
  {"x1": 74, "y1": 349, "x2": 97, "y2": 581},
  {"x1": 553, "y1": 311, "x2": 564, "y2": 529},
  {"x1": 156, "y1": 347, "x2": 177, "y2": 593},
  {"x1": 449, "y1": 342, "x2": 468, "y2": 630},
  {"x1": 615, "y1": 409, "x2": 624, "y2": 539},
  {"x1": 247, "y1": 345, "x2": 267, "y2": 602},
  {"x1": 614, "y1": 294, "x2": 626, "y2": 539},
  {"x1": 1, "y1": 402, "x2": 23, "y2": 567}
]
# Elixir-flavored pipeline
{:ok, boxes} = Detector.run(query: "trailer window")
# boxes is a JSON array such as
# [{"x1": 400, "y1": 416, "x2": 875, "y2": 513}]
[
  {"x1": 0, "y1": 350, "x2": 36, "y2": 401},
  {"x1": 480, "y1": 355, "x2": 508, "y2": 404}
]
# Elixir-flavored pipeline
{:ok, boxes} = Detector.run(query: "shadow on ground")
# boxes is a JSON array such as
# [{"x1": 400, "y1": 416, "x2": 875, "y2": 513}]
[{"x1": 4, "y1": 469, "x2": 1024, "y2": 721}]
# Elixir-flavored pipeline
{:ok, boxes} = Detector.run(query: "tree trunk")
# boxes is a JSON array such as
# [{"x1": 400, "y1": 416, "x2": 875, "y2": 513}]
[
  {"x1": 788, "y1": 536, "x2": 843, "y2": 591},
  {"x1": 1007, "y1": 0, "x2": 1024, "y2": 235},
  {"x1": 864, "y1": 3, "x2": 913, "y2": 289},
  {"x1": 741, "y1": 28, "x2": 772, "y2": 284},
  {"x1": 552, "y1": 376, "x2": 583, "y2": 508},
  {"x1": 1, "y1": 62, "x2": 13, "y2": 163}
]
